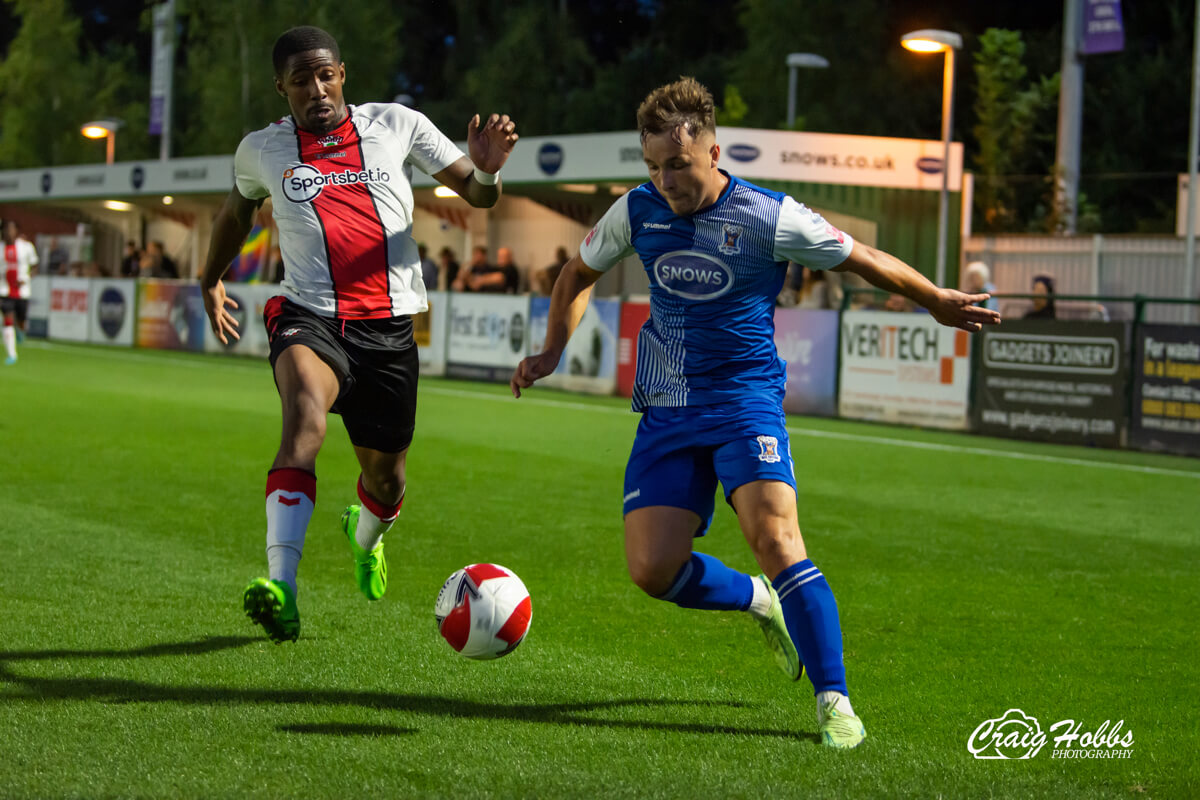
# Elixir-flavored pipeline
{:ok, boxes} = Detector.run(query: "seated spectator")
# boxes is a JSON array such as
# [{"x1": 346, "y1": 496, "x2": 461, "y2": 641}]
[
  {"x1": 963, "y1": 261, "x2": 997, "y2": 310},
  {"x1": 797, "y1": 266, "x2": 836, "y2": 309},
  {"x1": 454, "y1": 245, "x2": 519, "y2": 293},
  {"x1": 120, "y1": 240, "x2": 142, "y2": 278},
  {"x1": 418, "y1": 243, "x2": 438, "y2": 290},
  {"x1": 883, "y1": 293, "x2": 914, "y2": 313},
  {"x1": 533, "y1": 246, "x2": 570, "y2": 296},
  {"x1": 143, "y1": 240, "x2": 180, "y2": 279},
  {"x1": 44, "y1": 237, "x2": 70, "y2": 276},
  {"x1": 439, "y1": 247, "x2": 460, "y2": 289},
  {"x1": 1024, "y1": 275, "x2": 1056, "y2": 320}
]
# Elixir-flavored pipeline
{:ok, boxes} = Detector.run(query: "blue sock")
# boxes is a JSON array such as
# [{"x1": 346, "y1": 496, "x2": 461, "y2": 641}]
[
  {"x1": 773, "y1": 559, "x2": 848, "y2": 695},
  {"x1": 658, "y1": 552, "x2": 753, "y2": 611}
]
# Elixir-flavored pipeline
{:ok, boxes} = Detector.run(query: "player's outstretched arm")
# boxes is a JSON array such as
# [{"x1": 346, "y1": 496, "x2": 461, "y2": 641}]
[
  {"x1": 833, "y1": 242, "x2": 1002, "y2": 332},
  {"x1": 510, "y1": 256, "x2": 603, "y2": 398},
  {"x1": 432, "y1": 113, "x2": 518, "y2": 209},
  {"x1": 200, "y1": 187, "x2": 259, "y2": 344}
]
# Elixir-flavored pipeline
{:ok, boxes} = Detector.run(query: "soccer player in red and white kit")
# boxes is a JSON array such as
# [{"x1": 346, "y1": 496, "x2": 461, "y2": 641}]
[
  {"x1": 201, "y1": 26, "x2": 518, "y2": 643},
  {"x1": 2, "y1": 219, "x2": 39, "y2": 365}
]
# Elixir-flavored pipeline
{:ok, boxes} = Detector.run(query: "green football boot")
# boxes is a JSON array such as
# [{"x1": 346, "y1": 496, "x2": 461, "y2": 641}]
[
  {"x1": 819, "y1": 697, "x2": 867, "y2": 749},
  {"x1": 755, "y1": 574, "x2": 803, "y2": 681},
  {"x1": 341, "y1": 505, "x2": 387, "y2": 601},
  {"x1": 242, "y1": 577, "x2": 299, "y2": 644}
]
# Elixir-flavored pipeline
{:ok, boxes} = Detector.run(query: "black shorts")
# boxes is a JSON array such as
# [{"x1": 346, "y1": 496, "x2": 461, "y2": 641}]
[
  {"x1": 264, "y1": 297, "x2": 419, "y2": 453},
  {"x1": 0, "y1": 297, "x2": 28, "y2": 325}
]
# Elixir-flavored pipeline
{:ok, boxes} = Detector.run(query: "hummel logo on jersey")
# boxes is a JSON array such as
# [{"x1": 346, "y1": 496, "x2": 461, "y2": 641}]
[
  {"x1": 643, "y1": 221, "x2": 672, "y2": 230},
  {"x1": 317, "y1": 134, "x2": 343, "y2": 148},
  {"x1": 281, "y1": 163, "x2": 391, "y2": 203}
]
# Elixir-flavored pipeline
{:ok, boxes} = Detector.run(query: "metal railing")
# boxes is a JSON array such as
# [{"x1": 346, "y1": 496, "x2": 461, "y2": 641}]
[{"x1": 840, "y1": 288, "x2": 1200, "y2": 323}]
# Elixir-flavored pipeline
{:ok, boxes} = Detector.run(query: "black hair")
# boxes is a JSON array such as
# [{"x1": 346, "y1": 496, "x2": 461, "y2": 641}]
[
  {"x1": 272, "y1": 26, "x2": 340, "y2": 76},
  {"x1": 1032, "y1": 274, "x2": 1056, "y2": 294},
  {"x1": 1032, "y1": 274, "x2": 1057, "y2": 316}
]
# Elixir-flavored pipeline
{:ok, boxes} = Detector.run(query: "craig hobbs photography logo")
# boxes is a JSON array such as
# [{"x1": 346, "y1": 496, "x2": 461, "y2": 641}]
[{"x1": 968, "y1": 709, "x2": 1134, "y2": 760}]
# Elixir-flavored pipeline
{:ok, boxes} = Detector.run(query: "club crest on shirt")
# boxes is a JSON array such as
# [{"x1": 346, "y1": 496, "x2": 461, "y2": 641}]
[
  {"x1": 318, "y1": 134, "x2": 343, "y2": 148},
  {"x1": 718, "y1": 223, "x2": 743, "y2": 255},
  {"x1": 279, "y1": 327, "x2": 301, "y2": 338},
  {"x1": 755, "y1": 435, "x2": 782, "y2": 464},
  {"x1": 825, "y1": 223, "x2": 845, "y2": 244}
]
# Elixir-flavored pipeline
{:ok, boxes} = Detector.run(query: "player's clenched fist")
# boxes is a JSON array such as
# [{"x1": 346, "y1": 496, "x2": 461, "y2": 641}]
[{"x1": 510, "y1": 351, "x2": 561, "y2": 398}]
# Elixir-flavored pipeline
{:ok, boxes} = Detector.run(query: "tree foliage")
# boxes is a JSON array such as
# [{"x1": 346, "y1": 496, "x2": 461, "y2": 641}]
[
  {"x1": 174, "y1": 0, "x2": 402, "y2": 157},
  {"x1": 0, "y1": 0, "x2": 1192, "y2": 233},
  {"x1": 970, "y1": 28, "x2": 1058, "y2": 232},
  {"x1": 0, "y1": 0, "x2": 147, "y2": 167}
]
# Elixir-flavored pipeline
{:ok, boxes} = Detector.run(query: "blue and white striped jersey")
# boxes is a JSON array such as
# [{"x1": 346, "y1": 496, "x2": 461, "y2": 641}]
[{"x1": 581, "y1": 172, "x2": 853, "y2": 411}]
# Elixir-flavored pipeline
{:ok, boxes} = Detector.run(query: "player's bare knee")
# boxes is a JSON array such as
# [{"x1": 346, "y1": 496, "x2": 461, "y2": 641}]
[
  {"x1": 627, "y1": 556, "x2": 681, "y2": 598},
  {"x1": 748, "y1": 521, "x2": 804, "y2": 566},
  {"x1": 364, "y1": 471, "x2": 404, "y2": 504}
]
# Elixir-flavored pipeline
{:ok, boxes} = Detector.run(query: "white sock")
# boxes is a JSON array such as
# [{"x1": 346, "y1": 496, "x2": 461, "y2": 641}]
[
  {"x1": 2, "y1": 325, "x2": 15, "y2": 359},
  {"x1": 747, "y1": 575, "x2": 773, "y2": 619},
  {"x1": 817, "y1": 691, "x2": 855, "y2": 721},
  {"x1": 265, "y1": 469, "x2": 316, "y2": 593},
  {"x1": 355, "y1": 476, "x2": 402, "y2": 552}
]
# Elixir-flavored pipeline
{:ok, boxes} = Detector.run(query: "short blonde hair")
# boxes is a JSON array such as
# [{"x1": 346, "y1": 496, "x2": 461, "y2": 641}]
[
  {"x1": 636, "y1": 77, "x2": 716, "y2": 143},
  {"x1": 965, "y1": 261, "x2": 990, "y2": 284}
]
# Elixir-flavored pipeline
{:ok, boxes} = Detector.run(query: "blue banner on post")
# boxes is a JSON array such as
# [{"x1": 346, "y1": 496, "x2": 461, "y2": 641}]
[{"x1": 1081, "y1": 0, "x2": 1124, "y2": 55}]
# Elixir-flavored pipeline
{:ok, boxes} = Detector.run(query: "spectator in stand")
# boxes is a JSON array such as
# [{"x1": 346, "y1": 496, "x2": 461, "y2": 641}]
[
  {"x1": 418, "y1": 243, "x2": 439, "y2": 290},
  {"x1": 1024, "y1": 275, "x2": 1056, "y2": 320},
  {"x1": 45, "y1": 237, "x2": 69, "y2": 275},
  {"x1": 962, "y1": 261, "x2": 997, "y2": 311},
  {"x1": 494, "y1": 246, "x2": 521, "y2": 293},
  {"x1": 454, "y1": 245, "x2": 519, "y2": 293},
  {"x1": 265, "y1": 245, "x2": 285, "y2": 283},
  {"x1": 796, "y1": 265, "x2": 839, "y2": 309},
  {"x1": 438, "y1": 247, "x2": 460, "y2": 290},
  {"x1": 533, "y1": 246, "x2": 570, "y2": 296},
  {"x1": 142, "y1": 240, "x2": 180, "y2": 279},
  {"x1": 120, "y1": 240, "x2": 142, "y2": 277}
]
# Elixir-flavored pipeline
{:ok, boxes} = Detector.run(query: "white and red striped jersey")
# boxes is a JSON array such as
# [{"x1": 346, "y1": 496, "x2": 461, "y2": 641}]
[
  {"x1": 2, "y1": 238, "x2": 39, "y2": 299},
  {"x1": 235, "y1": 103, "x2": 465, "y2": 320}
]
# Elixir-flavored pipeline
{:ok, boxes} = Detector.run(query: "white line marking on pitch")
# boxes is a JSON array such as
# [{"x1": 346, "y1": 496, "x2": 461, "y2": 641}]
[
  {"x1": 31, "y1": 341, "x2": 1200, "y2": 480},
  {"x1": 423, "y1": 386, "x2": 1200, "y2": 480}
]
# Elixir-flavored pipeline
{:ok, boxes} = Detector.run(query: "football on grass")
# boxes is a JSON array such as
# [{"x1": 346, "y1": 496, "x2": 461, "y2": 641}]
[{"x1": 435, "y1": 564, "x2": 532, "y2": 659}]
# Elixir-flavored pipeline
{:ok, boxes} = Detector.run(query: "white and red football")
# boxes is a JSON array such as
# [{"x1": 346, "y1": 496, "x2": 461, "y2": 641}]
[{"x1": 435, "y1": 563, "x2": 532, "y2": 660}]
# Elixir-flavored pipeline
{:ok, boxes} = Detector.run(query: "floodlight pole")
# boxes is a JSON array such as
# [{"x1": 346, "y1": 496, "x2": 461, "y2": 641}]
[
  {"x1": 935, "y1": 46, "x2": 955, "y2": 289},
  {"x1": 1187, "y1": 0, "x2": 1200, "y2": 308},
  {"x1": 785, "y1": 53, "x2": 829, "y2": 129}
]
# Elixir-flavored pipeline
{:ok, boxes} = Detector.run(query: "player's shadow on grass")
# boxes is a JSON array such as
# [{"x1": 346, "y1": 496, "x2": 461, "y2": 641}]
[{"x1": 0, "y1": 636, "x2": 815, "y2": 742}]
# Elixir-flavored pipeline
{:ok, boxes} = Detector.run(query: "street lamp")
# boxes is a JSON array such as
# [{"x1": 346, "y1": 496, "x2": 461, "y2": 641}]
[
  {"x1": 80, "y1": 118, "x2": 123, "y2": 164},
  {"x1": 786, "y1": 53, "x2": 829, "y2": 129},
  {"x1": 902, "y1": 29, "x2": 962, "y2": 288}
]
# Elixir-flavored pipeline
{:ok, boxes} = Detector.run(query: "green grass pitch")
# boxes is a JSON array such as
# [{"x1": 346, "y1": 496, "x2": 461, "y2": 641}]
[{"x1": 1, "y1": 341, "x2": 1197, "y2": 798}]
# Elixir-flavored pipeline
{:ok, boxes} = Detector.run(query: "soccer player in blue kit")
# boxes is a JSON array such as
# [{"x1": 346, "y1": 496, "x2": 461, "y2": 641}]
[{"x1": 511, "y1": 78, "x2": 1000, "y2": 748}]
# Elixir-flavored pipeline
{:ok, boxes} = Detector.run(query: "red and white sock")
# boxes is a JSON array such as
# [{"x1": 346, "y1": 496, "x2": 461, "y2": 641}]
[
  {"x1": 355, "y1": 474, "x2": 402, "y2": 552},
  {"x1": 265, "y1": 468, "x2": 316, "y2": 593},
  {"x1": 2, "y1": 320, "x2": 15, "y2": 360}
]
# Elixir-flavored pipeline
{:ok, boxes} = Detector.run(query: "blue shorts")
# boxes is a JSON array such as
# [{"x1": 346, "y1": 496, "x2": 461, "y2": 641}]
[{"x1": 622, "y1": 404, "x2": 796, "y2": 536}]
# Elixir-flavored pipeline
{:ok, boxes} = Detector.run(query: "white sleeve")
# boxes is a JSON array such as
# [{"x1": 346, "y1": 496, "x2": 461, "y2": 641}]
[
  {"x1": 234, "y1": 134, "x2": 269, "y2": 200},
  {"x1": 24, "y1": 240, "x2": 38, "y2": 266},
  {"x1": 773, "y1": 196, "x2": 854, "y2": 270},
  {"x1": 579, "y1": 193, "x2": 635, "y2": 273},
  {"x1": 404, "y1": 111, "x2": 466, "y2": 176}
]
